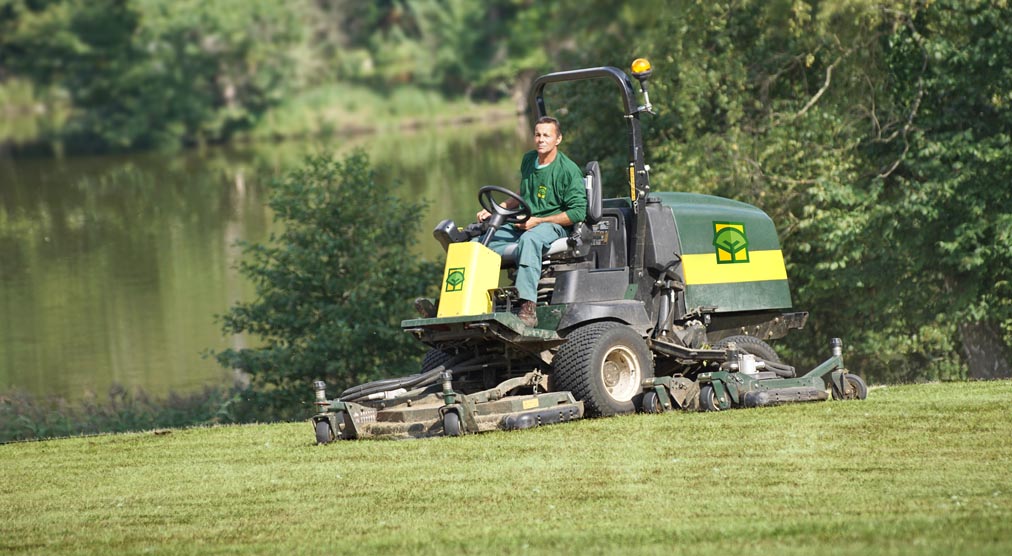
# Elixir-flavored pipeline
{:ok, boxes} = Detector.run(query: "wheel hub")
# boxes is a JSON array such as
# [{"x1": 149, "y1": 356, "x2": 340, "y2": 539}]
[{"x1": 600, "y1": 346, "x2": 641, "y2": 402}]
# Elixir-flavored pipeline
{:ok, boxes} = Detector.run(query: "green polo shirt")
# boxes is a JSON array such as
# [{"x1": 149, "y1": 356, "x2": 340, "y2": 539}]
[{"x1": 519, "y1": 150, "x2": 587, "y2": 224}]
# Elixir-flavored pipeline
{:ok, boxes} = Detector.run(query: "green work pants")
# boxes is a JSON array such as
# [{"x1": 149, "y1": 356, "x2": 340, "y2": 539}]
[{"x1": 483, "y1": 223, "x2": 567, "y2": 302}]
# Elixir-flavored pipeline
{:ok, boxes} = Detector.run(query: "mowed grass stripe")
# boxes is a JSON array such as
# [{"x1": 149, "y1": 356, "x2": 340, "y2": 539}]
[{"x1": 1, "y1": 381, "x2": 1010, "y2": 555}]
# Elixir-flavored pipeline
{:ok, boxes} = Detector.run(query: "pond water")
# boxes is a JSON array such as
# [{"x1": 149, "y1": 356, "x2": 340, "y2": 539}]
[{"x1": 0, "y1": 119, "x2": 529, "y2": 400}]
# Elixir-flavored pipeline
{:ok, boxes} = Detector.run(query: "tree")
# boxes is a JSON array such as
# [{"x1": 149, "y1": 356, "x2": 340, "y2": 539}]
[
  {"x1": 0, "y1": 0, "x2": 304, "y2": 150},
  {"x1": 215, "y1": 152, "x2": 441, "y2": 420},
  {"x1": 864, "y1": 0, "x2": 1012, "y2": 378}
]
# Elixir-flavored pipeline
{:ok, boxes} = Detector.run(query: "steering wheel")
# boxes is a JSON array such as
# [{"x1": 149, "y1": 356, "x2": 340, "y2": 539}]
[{"x1": 478, "y1": 185, "x2": 531, "y2": 225}]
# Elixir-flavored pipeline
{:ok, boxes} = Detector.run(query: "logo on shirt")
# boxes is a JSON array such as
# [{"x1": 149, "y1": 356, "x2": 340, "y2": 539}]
[
  {"x1": 537, "y1": 185, "x2": 547, "y2": 199},
  {"x1": 713, "y1": 222, "x2": 749, "y2": 264}
]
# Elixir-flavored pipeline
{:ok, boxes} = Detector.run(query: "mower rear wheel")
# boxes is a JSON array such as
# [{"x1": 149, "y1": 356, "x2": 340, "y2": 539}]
[
  {"x1": 832, "y1": 373, "x2": 868, "y2": 401},
  {"x1": 714, "y1": 335, "x2": 781, "y2": 363},
  {"x1": 443, "y1": 411, "x2": 463, "y2": 437},
  {"x1": 642, "y1": 390, "x2": 665, "y2": 414},
  {"x1": 315, "y1": 420, "x2": 333, "y2": 444},
  {"x1": 553, "y1": 322, "x2": 654, "y2": 417},
  {"x1": 699, "y1": 384, "x2": 730, "y2": 411}
]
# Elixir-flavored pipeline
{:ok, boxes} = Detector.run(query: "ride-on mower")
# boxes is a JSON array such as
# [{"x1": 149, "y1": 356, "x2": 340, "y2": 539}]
[{"x1": 311, "y1": 58, "x2": 867, "y2": 443}]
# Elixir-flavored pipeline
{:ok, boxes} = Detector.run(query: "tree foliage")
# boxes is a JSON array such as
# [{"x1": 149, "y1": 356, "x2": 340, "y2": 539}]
[
  {"x1": 0, "y1": 0, "x2": 573, "y2": 149},
  {"x1": 559, "y1": 0, "x2": 1011, "y2": 381},
  {"x1": 313, "y1": 0, "x2": 567, "y2": 101},
  {"x1": 862, "y1": 0, "x2": 1012, "y2": 378},
  {"x1": 214, "y1": 152, "x2": 441, "y2": 419},
  {"x1": 0, "y1": 0, "x2": 304, "y2": 149}
]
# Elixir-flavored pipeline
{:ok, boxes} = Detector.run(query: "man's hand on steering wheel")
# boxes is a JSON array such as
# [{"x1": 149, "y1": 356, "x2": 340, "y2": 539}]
[
  {"x1": 512, "y1": 216, "x2": 543, "y2": 231},
  {"x1": 478, "y1": 207, "x2": 539, "y2": 228},
  {"x1": 477, "y1": 186, "x2": 531, "y2": 226}
]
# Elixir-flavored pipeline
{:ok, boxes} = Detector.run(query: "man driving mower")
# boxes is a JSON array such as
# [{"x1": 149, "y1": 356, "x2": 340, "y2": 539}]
[{"x1": 474, "y1": 116, "x2": 587, "y2": 328}]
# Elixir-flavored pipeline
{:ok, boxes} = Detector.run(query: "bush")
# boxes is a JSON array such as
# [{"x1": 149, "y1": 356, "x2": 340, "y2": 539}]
[{"x1": 214, "y1": 151, "x2": 441, "y2": 420}]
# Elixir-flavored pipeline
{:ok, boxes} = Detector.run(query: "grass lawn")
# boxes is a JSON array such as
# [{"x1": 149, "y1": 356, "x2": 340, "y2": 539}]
[{"x1": 2, "y1": 381, "x2": 1010, "y2": 555}]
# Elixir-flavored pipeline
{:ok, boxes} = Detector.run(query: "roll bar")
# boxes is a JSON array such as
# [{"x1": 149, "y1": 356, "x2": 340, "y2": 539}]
[{"x1": 527, "y1": 65, "x2": 653, "y2": 283}]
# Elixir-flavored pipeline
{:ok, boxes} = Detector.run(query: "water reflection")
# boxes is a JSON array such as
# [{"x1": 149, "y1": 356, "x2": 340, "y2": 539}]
[{"x1": 0, "y1": 120, "x2": 527, "y2": 399}]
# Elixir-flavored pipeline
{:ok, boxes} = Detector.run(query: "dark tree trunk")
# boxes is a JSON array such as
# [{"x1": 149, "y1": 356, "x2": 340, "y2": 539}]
[
  {"x1": 958, "y1": 320, "x2": 1012, "y2": 379},
  {"x1": 512, "y1": 69, "x2": 537, "y2": 116}
]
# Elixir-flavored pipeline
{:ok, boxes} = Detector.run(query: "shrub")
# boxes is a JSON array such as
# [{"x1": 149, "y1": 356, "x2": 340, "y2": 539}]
[{"x1": 214, "y1": 151, "x2": 441, "y2": 420}]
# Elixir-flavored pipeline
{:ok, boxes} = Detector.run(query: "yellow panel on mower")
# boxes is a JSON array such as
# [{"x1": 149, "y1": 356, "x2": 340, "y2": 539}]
[{"x1": 436, "y1": 242, "x2": 501, "y2": 317}]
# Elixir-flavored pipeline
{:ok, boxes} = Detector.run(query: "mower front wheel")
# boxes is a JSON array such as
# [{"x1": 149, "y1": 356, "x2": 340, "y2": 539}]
[
  {"x1": 642, "y1": 390, "x2": 665, "y2": 414},
  {"x1": 832, "y1": 373, "x2": 868, "y2": 401},
  {"x1": 699, "y1": 384, "x2": 730, "y2": 412},
  {"x1": 553, "y1": 322, "x2": 654, "y2": 417},
  {"x1": 315, "y1": 420, "x2": 334, "y2": 444},
  {"x1": 443, "y1": 411, "x2": 463, "y2": 437}
]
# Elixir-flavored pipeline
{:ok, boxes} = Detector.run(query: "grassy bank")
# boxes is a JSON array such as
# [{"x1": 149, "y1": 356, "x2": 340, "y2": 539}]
[
  {"x1": 246, "y1": 83, "x2": 518, "y2": 142},
  {"x1": 2, "y1": 381, "x2": 1010, "y2": 555},
  {"x1": 0, "y1": 80, "x2": 516, "y2": 149},
  {"x1": 0, "y1": 385, "x2": 246, "y2": 444}
]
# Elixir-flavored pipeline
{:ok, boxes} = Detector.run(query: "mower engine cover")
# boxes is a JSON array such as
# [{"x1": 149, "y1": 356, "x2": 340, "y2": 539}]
[{"x1": 656, "y1": 192, "x2": 792, "y2": 313}]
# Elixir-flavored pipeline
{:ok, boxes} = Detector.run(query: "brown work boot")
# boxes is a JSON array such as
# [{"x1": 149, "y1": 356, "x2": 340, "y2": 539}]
[
  {"x1": 414, "y1": 297, "x2": 437, "y2": 318},
  {"x1": 518, "y1": 300, "x2": 538, "y2": 328}
]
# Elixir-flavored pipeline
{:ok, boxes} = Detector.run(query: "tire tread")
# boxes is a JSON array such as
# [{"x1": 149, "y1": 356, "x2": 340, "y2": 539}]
[
  {"x1": 554, "y1": 322, "x2": 652, "y2": 417},
  {"x1": 714, "y1": 335, "x2": 781, "y2": 363}
]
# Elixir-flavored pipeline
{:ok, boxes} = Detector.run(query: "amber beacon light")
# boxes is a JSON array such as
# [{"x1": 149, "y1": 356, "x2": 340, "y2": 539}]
[
  {"x1": 631, "y1": 58, "x2": 652, "y2": 80},
  {"x1": 630, "y1": 58, "x2": 653, "y2": 114}
]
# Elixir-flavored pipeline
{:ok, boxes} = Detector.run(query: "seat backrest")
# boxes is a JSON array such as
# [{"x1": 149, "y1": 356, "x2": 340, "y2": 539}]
[{"x1": 583, "y1": 161, "x2": 603, "y2": 224}]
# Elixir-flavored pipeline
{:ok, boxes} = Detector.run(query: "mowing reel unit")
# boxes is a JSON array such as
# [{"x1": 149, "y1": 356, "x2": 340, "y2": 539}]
[{"x1": 312, "y1": 353, "x2": 584, "y2": 442}]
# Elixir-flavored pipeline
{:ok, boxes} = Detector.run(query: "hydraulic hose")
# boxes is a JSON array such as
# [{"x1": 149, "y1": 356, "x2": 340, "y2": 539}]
[
  {"x1": 338, "y1": 354, "x2": 479, "y2": 401},
  {"x1": 339, "y1": 354, "x2": 471, "y2": 398},
  {"x1": 339, "y1": 368, "x2": 442, "y2": 401},
  {"x1": 764, "y1": 360, "x2": 796, "y2": 378},
  {"x1": 339, "y1": 375, "x2": 416, "y2": 397}
]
